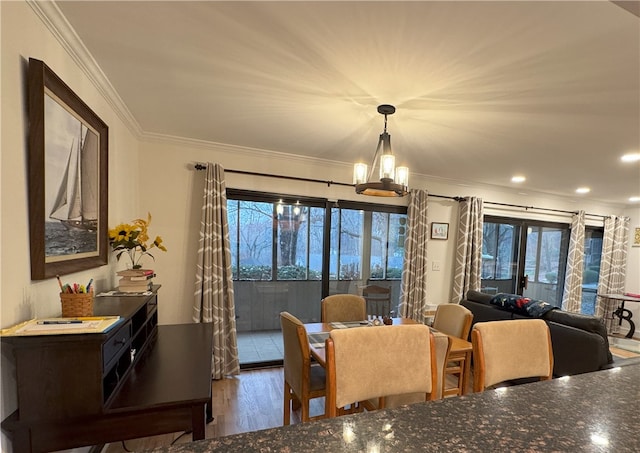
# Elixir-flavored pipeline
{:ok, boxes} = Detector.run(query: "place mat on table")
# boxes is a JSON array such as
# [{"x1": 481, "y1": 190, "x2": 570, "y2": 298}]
[
  {"x1": 329, "y1": 321, "x2": 369, "y2": 329},
  {"x1": 308, "y1": 332, "x2": 330, "y2": 348}
]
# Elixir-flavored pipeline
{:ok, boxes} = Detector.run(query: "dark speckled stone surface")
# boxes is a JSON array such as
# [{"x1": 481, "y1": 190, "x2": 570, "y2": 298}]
[{"x1": 150, "y1": 364, "x2": 640, "y2": 452}]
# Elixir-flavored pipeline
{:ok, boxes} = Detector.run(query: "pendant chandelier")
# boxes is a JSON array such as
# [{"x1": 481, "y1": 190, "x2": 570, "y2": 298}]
[{"x1": 353, "y1": 104, "x2": 409, "y2": 197}]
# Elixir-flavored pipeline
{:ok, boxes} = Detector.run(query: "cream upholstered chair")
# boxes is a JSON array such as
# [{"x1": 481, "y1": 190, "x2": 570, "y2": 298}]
[
  {"x1": 433, "y1": 304, "x2": 474, "y2": 340},
  {"x1": 280, "y1": 312, "x2": 326, "y2": 424},
  {"x1": 383, "y1": 330, "x2": 451, "y2": 407},
  {"x1": 324, "y1": 324, "x2": 437, "y2": 417},
  {"x1": 472, "y1": 319, "x2": 554, "y2": 393},
  {"x1": 432, "y1": 303, "x2": 474, "y2": 396},
  {"x1": 362, "y1": 284, "x2": 391, "y2": 317},
  {"x1": 321, "y1": 294, "x2": 366, "y2": 323}
]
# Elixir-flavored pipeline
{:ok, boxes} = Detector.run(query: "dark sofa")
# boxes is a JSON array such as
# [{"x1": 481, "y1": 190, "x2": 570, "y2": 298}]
[{"x1": 461, "y1": 290, "x2": 613, "y2": 377}]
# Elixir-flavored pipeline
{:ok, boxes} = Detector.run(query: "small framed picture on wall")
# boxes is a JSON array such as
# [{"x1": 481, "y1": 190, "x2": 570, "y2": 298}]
[{"x1": 431, "y1": 222, "x2": 449, "y2": 240}]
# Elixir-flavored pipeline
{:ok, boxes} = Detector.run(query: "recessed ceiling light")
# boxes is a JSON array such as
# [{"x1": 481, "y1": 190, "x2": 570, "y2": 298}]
[
  {"x1": 511, "y1": 176, "x2": 526, "y2": 183},
  {"x1": 576, "y1": 187, "x2": 591, "y2": 194},
  {"x1": 629, "y1": 196, "x2": 640, "y2": 203},
  {"x1": 621, "y1": 153, "x2": 640, "y2": 163}
]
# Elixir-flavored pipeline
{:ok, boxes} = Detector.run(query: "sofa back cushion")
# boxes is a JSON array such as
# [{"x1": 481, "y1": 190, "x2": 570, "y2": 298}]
[
  {"x1": 465, "y1": 290, "x2": 494, "y2": 305},
  {"x1": 543, "y1": 309, "x2": 612, "y2": 364},
  {"x1": 543, "y1": 309, "x2": 602, "y2": 332}
]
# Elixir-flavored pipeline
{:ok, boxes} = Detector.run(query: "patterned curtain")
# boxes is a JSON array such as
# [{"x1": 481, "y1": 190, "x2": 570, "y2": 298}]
[
  {"x1": 399, "y1": 189, "x2": 429, "y2": 322},
  {"x1": 451, "y1": 197, "x2": 484, "y2": 303},
  {"x1": 596, "y1": 215, "x2": 629, "y2": 334},
  {"x1": 193, "y1": 163, "x2": 240, "y2": 378},
  {"x1": 561, "y1": 211, "x2": 585, "y2": 313}
]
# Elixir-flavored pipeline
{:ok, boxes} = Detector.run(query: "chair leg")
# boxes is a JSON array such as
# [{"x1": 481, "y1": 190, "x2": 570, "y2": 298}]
[
  {"x1": 300, "y1": 398, "x2": 310, "y2": 422},
  {"x1": 291, "y1": 394, "x2": 301, "y2": 411},
  {"x1": 283, "y1": 381, "x2": 292, "y2": 425},
  {"x1": 443, "y1": 356, "x2": 465, "y2": 397}
]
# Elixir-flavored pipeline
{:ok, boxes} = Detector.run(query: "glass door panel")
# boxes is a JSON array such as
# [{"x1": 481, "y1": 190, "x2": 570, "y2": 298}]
[
  {"x1": 581, "y1": 228, "x2": 603, "y2": 315},
  {"x1": 481, "y1": 220, "x2": 520, "y2": 294},
  {"x1": 522, "y1": 225, "x2": 569, "y2": 306},
  {"x1": 330, "y1": 207, "x2": 364, "y2": 295}
]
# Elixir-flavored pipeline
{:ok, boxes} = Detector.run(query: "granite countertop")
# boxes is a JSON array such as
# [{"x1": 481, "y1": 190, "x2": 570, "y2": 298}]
[{"x1": 149, "y1": 364, "x2": 640, "y2": 452}]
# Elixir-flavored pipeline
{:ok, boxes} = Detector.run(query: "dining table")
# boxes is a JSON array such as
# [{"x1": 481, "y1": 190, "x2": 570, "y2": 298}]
[
  {"x1": 305, "y1": 317, "x2": 473, "y2": 395},
  {"x1": 147, "y1": 363, "x2": 640, "y2": 452}
]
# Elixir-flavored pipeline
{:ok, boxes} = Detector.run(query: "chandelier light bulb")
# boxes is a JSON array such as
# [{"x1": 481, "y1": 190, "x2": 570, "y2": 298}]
[
  {"x1": 396, "y1": 166, "x2": 409, "y2": 187},
  {"x1": 379, "y1": 154, "x2": 395, "y2": 180},
  {"x1": 353, "y1": 163, "x2": 368, "y2": 185}
]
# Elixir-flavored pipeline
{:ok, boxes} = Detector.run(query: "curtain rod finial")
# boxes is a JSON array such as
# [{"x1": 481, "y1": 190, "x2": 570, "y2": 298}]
[{"x1": 195, "y1": 163, "x2": 207, "y2": 170}]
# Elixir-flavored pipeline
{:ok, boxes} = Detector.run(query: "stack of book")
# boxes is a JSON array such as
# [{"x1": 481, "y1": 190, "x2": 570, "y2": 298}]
[{"x1": 117, "y1": 269, "x2": 155, "y2": 293}]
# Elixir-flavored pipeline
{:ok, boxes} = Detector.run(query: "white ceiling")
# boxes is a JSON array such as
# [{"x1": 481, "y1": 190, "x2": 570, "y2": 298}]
[{"x1": 55, "y1": 1, "x2": 640, "y2": 205}]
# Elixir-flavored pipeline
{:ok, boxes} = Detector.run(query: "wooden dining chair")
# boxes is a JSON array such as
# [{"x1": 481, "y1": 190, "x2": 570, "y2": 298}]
[
  {"x1": 321, "y1": 294, "x2": 366, "y2": 322},
  {"x1": 280, "y1": 312, "x2": 326, "y2": 424},
  {"x1": 472, "y1": 319, "x2": 554, "y2": 393},
  {"x1": 324, "y1": 324, "x2": 437, "y2": 418},
  {"x1": 362, "y1": 284, "x2": 391, "y2": 317},
  {"x1": 432, "y1": 303, "x2": 474, "y2": 396}
]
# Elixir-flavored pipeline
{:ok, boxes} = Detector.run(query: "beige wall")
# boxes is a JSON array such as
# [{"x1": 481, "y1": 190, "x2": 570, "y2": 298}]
[
  {"x1": 0, "y1": 2, "x2": 140, "y2": 448},
  {"x1": 1, "y1": 1, "x2": 639, "y2": 451},
  {"x1": 137, "y1": 137, "x2": 633, "y2": 324}
]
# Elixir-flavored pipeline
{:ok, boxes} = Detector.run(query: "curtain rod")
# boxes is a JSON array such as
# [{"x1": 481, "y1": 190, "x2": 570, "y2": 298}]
[
  {"x1": 483, "y1": 201, "x2": 607, "y2": 219},
  {"x1": 193, "y1": 163, "x2": 608, "y2": 219},
  {"x1": 195, "y1": 164, "x2": 354, "y2": 189},
  {"x1": 194, "y1": 164, "x2": 463, "y2": 201}
]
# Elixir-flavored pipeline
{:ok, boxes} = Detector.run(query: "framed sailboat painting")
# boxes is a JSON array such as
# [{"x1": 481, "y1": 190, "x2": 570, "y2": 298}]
[{"x1": 27, "y1": 58, "x2": 108, "y2": 280}]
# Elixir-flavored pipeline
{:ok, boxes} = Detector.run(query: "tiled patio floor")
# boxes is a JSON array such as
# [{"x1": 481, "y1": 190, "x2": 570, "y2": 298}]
[{"x1": 237, "y1": 330, "x2": 283, "y2": 366}]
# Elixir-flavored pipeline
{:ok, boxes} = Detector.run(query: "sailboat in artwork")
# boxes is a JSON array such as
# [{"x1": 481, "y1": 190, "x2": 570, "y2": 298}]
[{"x1": 49, "y1": 123, "x2": 99, "y2": 232}]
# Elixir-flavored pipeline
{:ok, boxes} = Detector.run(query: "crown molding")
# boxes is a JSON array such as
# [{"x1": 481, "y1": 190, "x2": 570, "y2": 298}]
[
  {"x1": 27, "y1": 0, "x2": 143, "y2": 138},
  {"x1": 141, "y1": 130, "x2": 353, "y2": 168}
]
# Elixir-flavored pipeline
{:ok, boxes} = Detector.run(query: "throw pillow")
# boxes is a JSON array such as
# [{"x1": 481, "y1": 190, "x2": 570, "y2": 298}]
[{"x1": 490, "y1": 293, "x2": 557, "y2": 317}]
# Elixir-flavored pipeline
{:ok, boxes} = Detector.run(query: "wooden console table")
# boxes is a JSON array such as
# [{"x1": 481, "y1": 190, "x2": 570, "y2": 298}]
[{"x1": 1, "y1": 289, "x2": 214, "y2": 452}]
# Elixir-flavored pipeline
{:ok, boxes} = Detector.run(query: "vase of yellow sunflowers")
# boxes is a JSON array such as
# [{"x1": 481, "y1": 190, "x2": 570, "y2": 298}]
[{"x1": 108, "y1": 213, "x2": 167, "y2": 269}]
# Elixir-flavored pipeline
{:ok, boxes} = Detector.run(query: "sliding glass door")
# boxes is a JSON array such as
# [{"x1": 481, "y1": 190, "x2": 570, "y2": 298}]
[
  {"x1": 227, "y1": 191, "x2": 406, "y2": 367},
  {"x1": 482, "y1": 217, "x2": 570, "y2": 306}
]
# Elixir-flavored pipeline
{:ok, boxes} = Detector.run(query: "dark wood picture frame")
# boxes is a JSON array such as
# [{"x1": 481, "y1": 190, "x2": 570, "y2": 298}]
[
  {"x1": 28, "y1": 58, "x2": 109, "y2": 280},
  {"x1": 431, "y1": 222, "x2": 449, "y2": 240}
]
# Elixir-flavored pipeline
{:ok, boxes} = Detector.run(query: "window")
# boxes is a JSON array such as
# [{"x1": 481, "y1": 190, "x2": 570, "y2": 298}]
[
  {"x1": 227, "y1": 200, "x2": 273, "y2": 280},
  {"x1": 329, "y1": 202, "x2": 406, "y2": 311},
  {"x1": 371, "y1": 212, "x2": 406, "y2": 280}
]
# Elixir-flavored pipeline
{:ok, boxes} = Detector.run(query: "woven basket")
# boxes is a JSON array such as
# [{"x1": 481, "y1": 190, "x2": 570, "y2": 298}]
[{"x1": 60, "y1": 291, "x2": 94, "y2": 317}]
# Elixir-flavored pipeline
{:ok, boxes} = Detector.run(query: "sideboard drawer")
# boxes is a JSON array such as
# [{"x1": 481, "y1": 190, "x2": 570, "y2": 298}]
[{"x1": 103, "y1": 321, "x2": 131, "y2": 371}]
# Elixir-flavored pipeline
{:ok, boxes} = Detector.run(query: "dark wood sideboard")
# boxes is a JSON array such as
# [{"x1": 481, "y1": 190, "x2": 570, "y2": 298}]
[{"x1": 1, "y1": 288, "x2": 214, "y2": 452}]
